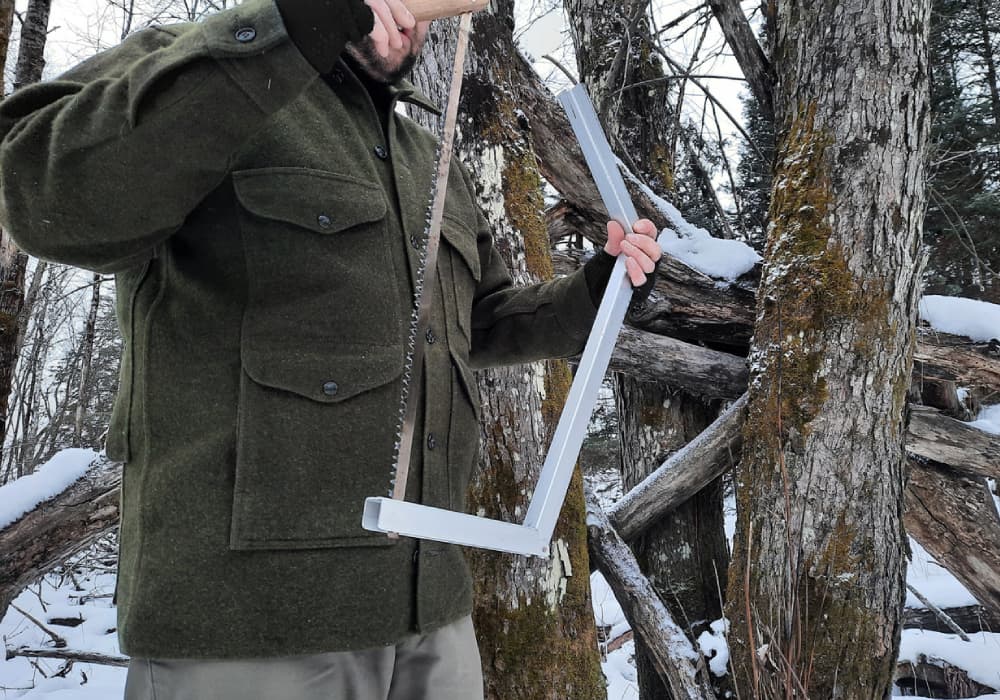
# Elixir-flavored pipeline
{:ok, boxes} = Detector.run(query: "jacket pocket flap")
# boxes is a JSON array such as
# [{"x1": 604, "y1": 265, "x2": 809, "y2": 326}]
[
  {"x1": 441, "y1": 215, "x2": 481, "y2": 282},
  {"x1": 234, "y1": 168, "x2": 387, "y2": 234},
  {"x1": 242, "y1": 344, "x2": 403, "y2": 403}
]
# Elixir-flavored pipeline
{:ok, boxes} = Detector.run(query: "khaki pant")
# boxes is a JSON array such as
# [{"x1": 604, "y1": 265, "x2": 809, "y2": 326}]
[{"x1": 124, "y1": 616, "x2": 484, "y2": 700}]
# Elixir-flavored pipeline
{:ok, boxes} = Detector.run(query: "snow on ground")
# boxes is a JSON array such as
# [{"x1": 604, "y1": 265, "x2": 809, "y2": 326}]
[
  {"x1": 899, "y1": 631, "x2": 1000, "y2": 691},
  {"x1": 0, "y1": 548, "x2": 125, "y2": 699},
  {"x1": 907, "y1": 538, "x2": 979, "y2": 610},
  {"x1": 919, "y1": 295, "x2": 1000, "y2": 343},
  {"x1": 0, "y1": 450, "x2": 98, "y2": 530}
]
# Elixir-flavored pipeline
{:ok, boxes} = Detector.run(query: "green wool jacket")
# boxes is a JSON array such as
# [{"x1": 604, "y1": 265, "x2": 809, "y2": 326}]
[{"x1": 0, "y1": 0, "x2": 600, "y2": 659}]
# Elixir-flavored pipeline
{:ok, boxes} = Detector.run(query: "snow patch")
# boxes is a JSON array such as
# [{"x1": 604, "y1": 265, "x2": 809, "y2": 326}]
[
  {"x1": 968, "y1": 404, "x2": 1000, "y2": 436},
  {"x1": 617, "y1": 162, "x2": 761, "y2": 281},
  {"x1": 0, "y1": 449, "x2": 99, "y2": 530},
  {"x1": 919, "y1": 295, "x2": 1000, "y2": 342},
  {"x1": 697, "y1": 618, "x2": 730, "y2": 677},
  {"x1": 898, "y1": 630, "x2": 1000, "y2": 690},
  {"x1": 906, "y1": 538, "x2": 978, "y2": 610}
]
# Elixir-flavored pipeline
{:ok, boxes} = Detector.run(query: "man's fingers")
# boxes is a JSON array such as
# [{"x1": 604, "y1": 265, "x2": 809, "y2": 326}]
[
  {"x1": 622, "y1": 240, "x2": 656, "y2": 274},
  {"x1": 625, "y1": 257, "x2": 647, "y2": 287},
  {"x1": 385, "y1": 0, "x2": 416, "y2": 29},
  {"x1": 632, "y1": 218, "x2": 658, "y2": 238},
  {"x1": 605, "y1": 220, "x2": 626, "y2": 256},
  {"x1": 366, "y1": 0, "x2": 403, "y2": 52},
  {"x1": 626, "y1": 233, "x2": 662, "y2": 262}
]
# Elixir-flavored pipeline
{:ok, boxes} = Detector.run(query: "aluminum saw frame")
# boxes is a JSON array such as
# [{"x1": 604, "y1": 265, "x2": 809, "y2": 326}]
[{"x1": 362, "y1": 84, "x2": 641, "y2": 558}]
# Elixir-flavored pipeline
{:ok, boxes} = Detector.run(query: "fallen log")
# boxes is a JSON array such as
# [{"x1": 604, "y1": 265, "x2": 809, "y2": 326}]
[
  {"x1": 607, "y1": 328, "x2": 747, "y2": 400},
  {"x1": 608, "y1": 402, "x2": 1000, "y2": 617},
  {"x1": 904, "y1": 457, "x2": 1000, "y2": 617},
  {"x1": 907, "y1": 406, "x2": 1000, "y2": 480},
  {"x1": 610, "y1": 394, "x2": 746, "y2": 541},
  {"x1": 904, "y1": 605, "x2": 1000, "y2": 634},
  {"x1": 895, "y1": 659, "x2": 997, "y2": 698},
  {"x1": 0, "y1": 456, "x2": 120, "y2": 615},
  {"x1": 585, "y1": 488, "x2": 717, "y2": 700},
  {"x1": 553, "y1": 251, "x2": 1000, "y2": 393}
]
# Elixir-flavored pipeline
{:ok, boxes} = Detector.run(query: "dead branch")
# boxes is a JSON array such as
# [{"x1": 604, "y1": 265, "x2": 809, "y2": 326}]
[
  {"x1": 5, "y1": 646, "x2": 129, "y2": 667},
  {"x1": 585, "y1": 488, "x2": 717, "y2": 700}
]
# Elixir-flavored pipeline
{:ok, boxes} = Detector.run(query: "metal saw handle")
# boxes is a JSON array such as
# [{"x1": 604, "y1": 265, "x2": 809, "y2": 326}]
[{"x1": 406, "y1": 0, "x2": 489, "y2": 21}]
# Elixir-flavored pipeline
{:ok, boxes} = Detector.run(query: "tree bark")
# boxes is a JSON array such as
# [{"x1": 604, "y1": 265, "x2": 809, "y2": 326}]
[
  {"x1": 0, "y1": 0, "x2": 51, "y2": 458},
  {"x1": 0, "y1": 457, "x2": 120, "y2": 616},
  {"x1": 13, "y1": 0, "x2": 51, "y2": 89},
  {"x1": 410, "y1": 10, "x2": 604, "y2": 698},
  {"x1": 724, "y1": 0, "x2": 932, "y2": 695}
]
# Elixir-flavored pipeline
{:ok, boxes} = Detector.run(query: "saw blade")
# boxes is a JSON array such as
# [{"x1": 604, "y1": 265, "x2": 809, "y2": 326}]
[{"x1": 389, "y1": 12, "x2": 474, "y2": 508}]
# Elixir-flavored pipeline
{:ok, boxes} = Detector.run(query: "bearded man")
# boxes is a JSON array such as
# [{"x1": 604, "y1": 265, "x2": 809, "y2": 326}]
[{"x1": 0, "y1": 0, "x2": 662, "y2": 697}]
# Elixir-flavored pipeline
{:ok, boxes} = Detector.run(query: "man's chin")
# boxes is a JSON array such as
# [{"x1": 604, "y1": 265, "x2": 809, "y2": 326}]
[{"x1": 346, "y1": 40, "x2": 418, "y2": 84}]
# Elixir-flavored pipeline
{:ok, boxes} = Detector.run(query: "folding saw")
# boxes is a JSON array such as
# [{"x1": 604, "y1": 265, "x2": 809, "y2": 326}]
[{"x1": 362, "y1": 4, "x2": 642, "y2": 558}]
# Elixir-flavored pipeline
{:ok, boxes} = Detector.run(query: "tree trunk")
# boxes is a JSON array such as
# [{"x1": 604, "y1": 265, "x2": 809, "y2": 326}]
[
  {"x1": 410, "y1": 9, "x2": 604, "y2": 698},
  {"x1": 975, "y1": 0, "x2": 1000, "y2": 132},
  {"x1": 706, "y1": 0, "x2": 773, "y2": 122},
  {"x1": 724, "y1": 0, "x2": 932, "y2": 696},
  {"x1": 13, "y1": 0, "x2": 52, "y2": 89},
  {"x1": 0, "y1": 0, "x2": 51, "y2": 456},
  {"x1": 561, "y1": 4, "x2": 731, "y2": 696},
  {"x1": 73, "y1": 275, "x2": 102, "y2": 447},
  {"x1": 615, "y1": 379, "x2": 728, "y2": 699}
]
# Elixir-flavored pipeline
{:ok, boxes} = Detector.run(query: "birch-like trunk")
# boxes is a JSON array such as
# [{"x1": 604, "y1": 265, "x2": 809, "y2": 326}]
[
  {"x1": 725, "y1": 0, "x2": 932, "y2": 696},
  {"x1": 410, "y1": 8, "x2": 604, "y2": 698}
]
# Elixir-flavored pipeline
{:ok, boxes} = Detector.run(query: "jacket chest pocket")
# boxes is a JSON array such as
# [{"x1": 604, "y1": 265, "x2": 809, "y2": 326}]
[
  {"x1": 439, "y1": 215, "x2": 481, "y2": 352},
  {"x1": 230, "y1": 167, "x2": 405, "y2": 550},
  {"x1": 230, "y1": 343, "x2": 404, "y2": 550},
  {"x1": 233, "y1": 167, "x2": 398, "y2": 349}
]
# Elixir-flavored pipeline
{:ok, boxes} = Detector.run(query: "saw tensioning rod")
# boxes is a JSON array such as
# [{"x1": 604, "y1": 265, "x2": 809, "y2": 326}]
[{"x1": 362, "y1": 84, "x2": 639, "y2": 557}]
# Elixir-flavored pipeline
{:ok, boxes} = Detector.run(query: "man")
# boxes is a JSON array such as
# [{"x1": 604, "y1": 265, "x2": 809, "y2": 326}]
[{"x1": 0, "y1": 0, "x2": 662, "y2": 697}]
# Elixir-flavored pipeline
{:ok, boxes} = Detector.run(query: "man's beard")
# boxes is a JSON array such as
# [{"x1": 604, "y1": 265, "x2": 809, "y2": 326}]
[{"x1": 346, "y1": 37, "x2": 420, "y2": 84}]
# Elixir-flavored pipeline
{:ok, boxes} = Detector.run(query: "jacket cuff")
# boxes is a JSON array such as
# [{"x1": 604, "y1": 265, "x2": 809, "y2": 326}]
[
  {"x1": 275, "y1": 0, "x2": 375, "y2": 74},
  {"x1": 555, "y1": 265, "x2": 604, "y2": 345},
  {"x1": 583, "y1": 249, "x2": 617, "y2": 307}
]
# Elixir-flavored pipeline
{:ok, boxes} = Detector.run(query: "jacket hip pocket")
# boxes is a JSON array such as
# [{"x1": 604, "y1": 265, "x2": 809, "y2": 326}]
[{"x1": 229, "y1": 343, "x2": 404, "y2": 550}]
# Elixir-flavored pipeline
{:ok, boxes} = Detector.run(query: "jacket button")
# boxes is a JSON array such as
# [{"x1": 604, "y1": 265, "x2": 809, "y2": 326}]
[
  {"x1": 425, "y1": 328, "x2": 436, "y2": 344},
  {"x1": 235, "y1": 27, "x2": 257, "y2": 43},
  {"x1": 318, "y1": 214, "x2": 332, "y2": 229},
  {"x1": 322, "y1": 381, "x2": 339, "y2": 396},
  {"x1": 374, "y1": 145, "x2": 389, "y2": 160},
  {"x1": 427, "y1": 433, "x2": 437, "y2": 450}
]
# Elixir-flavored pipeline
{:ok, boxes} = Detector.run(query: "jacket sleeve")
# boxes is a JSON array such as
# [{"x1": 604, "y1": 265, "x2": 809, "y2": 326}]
[
  {"x1": 0, "y1": 0, "x2": 368, "y2": 273},
  {"x1": 467, "y1": 200, "x2": 603, "y2": 370}
]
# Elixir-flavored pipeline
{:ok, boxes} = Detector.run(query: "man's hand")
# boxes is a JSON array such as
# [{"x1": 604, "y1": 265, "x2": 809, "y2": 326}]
[
  {"x1": 605, "y1": 219, "x2": 662, "y2": 287},
  {"x1": 365, "y1": 0, "x2": 416, "y2": 57}
]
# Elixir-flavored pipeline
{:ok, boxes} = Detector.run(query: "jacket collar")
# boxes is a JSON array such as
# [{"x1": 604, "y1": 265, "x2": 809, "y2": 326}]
[{"x1": 388, "y1": 81, "x2": 442, "y2": 116}]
